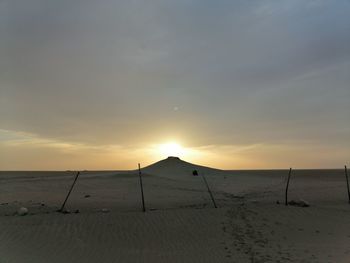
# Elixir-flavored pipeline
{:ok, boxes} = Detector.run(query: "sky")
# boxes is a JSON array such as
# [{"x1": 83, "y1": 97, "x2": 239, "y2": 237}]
[{"x1": 1, "y1": 0, "x2": 349, "y2": 170}]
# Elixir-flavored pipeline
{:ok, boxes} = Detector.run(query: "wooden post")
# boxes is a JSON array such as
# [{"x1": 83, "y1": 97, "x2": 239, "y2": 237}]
[
  {"x1": 59, "y1": 171, "x2": 80, "y2": 212},
  {"x1": 201, "y1": 173, "x2": 217, "y2": 208},
  {"x1": 345, "y1": 165, "x2": 350, "y2": 204},
  {"x1": 138, "y1": 163, "x2": 146, "y2": 212},
  {"x1": 285, "y1": 168, "x2": 292, "y2": 206}
]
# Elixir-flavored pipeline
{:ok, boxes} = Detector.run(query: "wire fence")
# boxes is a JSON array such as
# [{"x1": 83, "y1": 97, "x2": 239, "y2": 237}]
[{"x1": 0, "y1": 167, "x2": 348, "y2": 215}]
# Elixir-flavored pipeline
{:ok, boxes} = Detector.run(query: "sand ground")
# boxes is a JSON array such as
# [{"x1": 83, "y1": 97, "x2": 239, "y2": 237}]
[{"x1": 1, "y1": 164, "x2": 350, "y2": 263}]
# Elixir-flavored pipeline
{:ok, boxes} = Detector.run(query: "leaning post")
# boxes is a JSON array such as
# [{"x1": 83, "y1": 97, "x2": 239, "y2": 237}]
[
  {"x1": 345, "y1": 165, "x2": 350, "y2": 204},
  {"x1": 59, "y1": 171, "x2": 80, "y2": 212},
  {"x1": 138, "y1": 163, "x2": 146, "y2": 212},
  {"x1": 285, "y1": 168, "x2": 292, "y2": 206},
  {"x1": 201, "y1": 172, "x2": 217, "y2": 208}
]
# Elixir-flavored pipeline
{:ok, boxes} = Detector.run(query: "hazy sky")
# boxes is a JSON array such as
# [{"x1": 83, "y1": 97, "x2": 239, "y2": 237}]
[{"x1": 1, "y1": 0, "x2": 349, "y2": 170}]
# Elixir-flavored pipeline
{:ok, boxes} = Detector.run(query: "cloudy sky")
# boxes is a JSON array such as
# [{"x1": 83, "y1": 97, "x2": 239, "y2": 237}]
[{"x1": 1, "y1": 0, "x2": 349, "y2": 170}]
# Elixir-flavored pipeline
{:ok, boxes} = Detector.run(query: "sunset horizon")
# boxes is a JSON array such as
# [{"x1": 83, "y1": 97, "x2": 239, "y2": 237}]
[{"x1": 1, "y1": 1, "x2": 349, "y2": 170}]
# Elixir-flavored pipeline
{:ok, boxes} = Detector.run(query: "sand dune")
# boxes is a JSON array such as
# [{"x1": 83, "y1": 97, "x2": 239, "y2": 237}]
[{"x1": 142, "y1": 156, "x2": 227, "y2": 179}]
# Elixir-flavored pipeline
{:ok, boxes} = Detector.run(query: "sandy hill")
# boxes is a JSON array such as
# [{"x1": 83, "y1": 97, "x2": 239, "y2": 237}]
[{"x1": 141, "y1": 156, "x2": 226, "y2": 178}]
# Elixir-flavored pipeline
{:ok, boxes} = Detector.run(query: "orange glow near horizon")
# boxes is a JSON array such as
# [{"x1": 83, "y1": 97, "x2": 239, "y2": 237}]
[
  {"x1": 149, "y1": 141, "x2": 199, "y2": 162},
  {"x1": 157, "y1": 142, "x2": 185, "y2": 158},
  {"x1": 146, "y1": 140, "x2": 209, "y2": 166},
  {"x1": 0, "y1": 129, "x2": 349, "y2": 170}
]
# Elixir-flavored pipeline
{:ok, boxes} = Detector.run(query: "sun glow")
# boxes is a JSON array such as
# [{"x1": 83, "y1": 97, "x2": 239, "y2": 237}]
[
  {"x1": 157, "y1": 142, "x2": 186, "y2": 158},
  {"x1": 149, "y1": 140, "x2": 204, "y2": 163}
]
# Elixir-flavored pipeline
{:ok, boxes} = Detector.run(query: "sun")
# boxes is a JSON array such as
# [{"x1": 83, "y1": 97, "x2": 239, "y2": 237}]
[{"x1": 157, "y1": 142, "x2": 185, "y2": 158}]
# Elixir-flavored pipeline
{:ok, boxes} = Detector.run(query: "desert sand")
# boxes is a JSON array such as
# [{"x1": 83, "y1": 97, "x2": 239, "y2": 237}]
[{"x1": 1, "y1": 157, "x2": 350, "y2": 262}]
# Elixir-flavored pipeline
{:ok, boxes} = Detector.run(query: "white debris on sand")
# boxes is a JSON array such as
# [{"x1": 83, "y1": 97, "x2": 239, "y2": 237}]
[
  {"x1": 17, "y1": 207, "x2": 28, "y2": 216},
  {"x1": 288, "y1": 199, "x2": 310, "y2": 207}
]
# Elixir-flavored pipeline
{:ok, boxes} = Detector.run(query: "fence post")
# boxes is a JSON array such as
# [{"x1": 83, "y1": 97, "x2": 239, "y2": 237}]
[
  {"x1": 201, "y1": 172, "x2": 217, "y2": 208},
  {"x1": 59, "y1": 171, "x2": 80, "y2": 212},
  {"x1": 345, "y1": 165, "x2": 350, "y2": 204},
  {"x1": 138, "y1": 164, "x2": 146, "y2": 212},
  {"x1": 285, "y1": 168, "x2": 292, "y2": 206}
]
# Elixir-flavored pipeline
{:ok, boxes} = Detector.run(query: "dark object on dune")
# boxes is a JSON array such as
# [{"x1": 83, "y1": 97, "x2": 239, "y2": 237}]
[
  {"x1": 192, "y1": 170, "x2": 198, "y2": 176},
  {"x1": 288, "y1": 199, "x2": 310, "y2": 207},
  {"x1": 84, "y1": 194, "x2": 91, "y2": 198}
]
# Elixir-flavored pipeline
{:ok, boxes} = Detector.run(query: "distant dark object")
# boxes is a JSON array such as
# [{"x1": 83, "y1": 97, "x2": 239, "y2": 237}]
[
  {"x1": 167, "y1": 156, "x2": 180, "y2": 160},
  {"x1": 84, "y1": 194, "x2": 91, "y2": 198},
  {"x1": 288, "y1": 199, "x2": 310, "y2": 207},
  {"x1": 74, "y1": 209, "x2": 80, "y2": 213},
  {"x1": 276, "y1": 200, "x2": 280, "y2": 205},
  {"x1": 192, "y1": 170, "x2": 198, "y2": 176}
]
